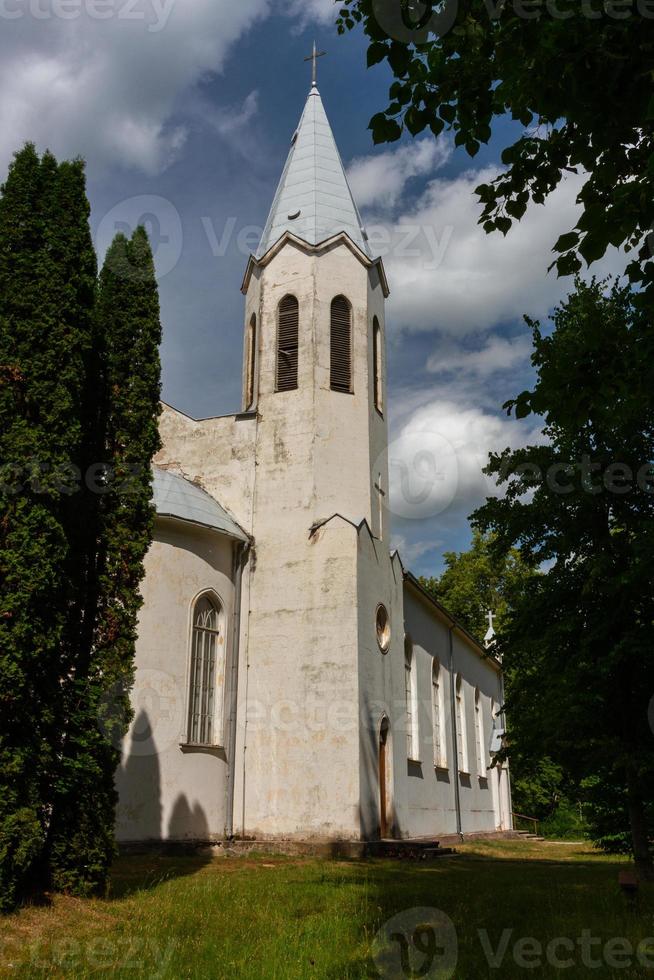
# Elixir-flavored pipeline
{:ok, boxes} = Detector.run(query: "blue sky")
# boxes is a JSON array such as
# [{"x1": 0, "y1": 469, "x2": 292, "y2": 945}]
[{"x1": 0, "y1": 0, "x2": 624, "y2": 576}]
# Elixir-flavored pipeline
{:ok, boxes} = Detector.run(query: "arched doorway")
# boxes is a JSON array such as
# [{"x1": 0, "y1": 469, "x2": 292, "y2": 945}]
[{"x1": 379, "y1": 717, "x2": 390, "y2": 839}]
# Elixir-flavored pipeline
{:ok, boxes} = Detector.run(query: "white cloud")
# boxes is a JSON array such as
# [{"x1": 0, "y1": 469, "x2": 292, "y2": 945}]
[
  {"x1": 426, "y1": 333, "x2": 533, "y2": 379},
  {"x1": 0, "y1": 0, "x2": 274, "y2": 175},
  {"x1": 286, "y1": 0, "x2": 339, "y2": 26},
  {"x1": 0, "y1": 0, "x2": 334, "y2": 177},
  {"x1": 347, "y1": 137, "x2": 451, "y2": 209},
  {"x1": 390, "y1": 533, "x2": 441, "y2": 566},
  {"x1": 387, "y1": 399, "x2": 542, "y2": 522},
  {"x1": 359, "y1": 165, "x2": 624, "y2": 336}
]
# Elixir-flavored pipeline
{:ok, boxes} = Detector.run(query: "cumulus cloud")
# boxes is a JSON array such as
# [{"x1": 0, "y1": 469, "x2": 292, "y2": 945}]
[
  {"x1": 286, "y1": 0, "x2": 339, "y2": 26},
  {"x1": 390, "y1": 533, "x2": 441, "y2": 566},
  {"x1": 0, "y1": 0, "x2": 334, "y2": 176},
  {"x1": 356, "y1": 163, "x2": 624, "y2": 336},
  {"x1": 347, "y1": 137, "x2": 451, "y2": 209},
  {"x1": 426, "y1": 333, "x2": 533, "y2": 379},
  {"x1": 0, "y1": 0, "x2": 275, "y2": 175},
  {"x1": 387, "y1": 399, "x2": 542, "y2": 522}
]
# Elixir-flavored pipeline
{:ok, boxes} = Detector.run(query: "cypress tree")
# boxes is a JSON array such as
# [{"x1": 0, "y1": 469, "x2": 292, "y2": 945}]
[
  {"x1": 46, "y1": 228, "x2": 161, "y2": 895},
  {"x1": 0, "y1": 147, "x2": 96, "y2": 910}
]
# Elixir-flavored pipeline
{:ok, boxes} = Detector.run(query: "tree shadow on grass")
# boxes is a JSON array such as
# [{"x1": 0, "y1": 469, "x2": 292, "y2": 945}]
[{"x1": 317, "y1": 848, "x2": 654, "y2": 980}]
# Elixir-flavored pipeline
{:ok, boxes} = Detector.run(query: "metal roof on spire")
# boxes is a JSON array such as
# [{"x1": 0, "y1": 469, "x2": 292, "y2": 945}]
[{"x1": 256, "y1": 51, "x2": 372, "y2": 260}]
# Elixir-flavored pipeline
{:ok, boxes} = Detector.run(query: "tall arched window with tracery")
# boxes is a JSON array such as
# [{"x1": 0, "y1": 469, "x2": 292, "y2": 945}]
[
  {"x1": 455, "y1": 674, "x2": 469, "y2": 773},
  {"x1": 187, "y1": 594, "x2": 223, "y2": 745},
  {"x1": 330, "y1": 295, "x2": 352, "y2": 392},
  {"x1": 432, "y1": 659, "x2": 447, "y2": 769},
  {"x1": 276, "y1": 294, "x2": 299, "y2": 392}
]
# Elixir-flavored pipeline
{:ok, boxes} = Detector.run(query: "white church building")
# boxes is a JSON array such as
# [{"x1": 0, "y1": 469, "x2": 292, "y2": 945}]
[{"x1": 115, "y1": 74, "x2": 512, "y2": 846}]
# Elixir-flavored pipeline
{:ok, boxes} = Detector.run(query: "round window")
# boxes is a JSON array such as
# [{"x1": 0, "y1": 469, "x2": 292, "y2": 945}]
[{"x1": 376, "y1": 604, "x2": 391, "y2": 652}]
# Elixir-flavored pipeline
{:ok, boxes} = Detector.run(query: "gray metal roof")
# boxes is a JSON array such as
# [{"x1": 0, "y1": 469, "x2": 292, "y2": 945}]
[
  {"x1": 153, "y1": 467, "x2": 248, "y2": 542},
  {"x1": 257, "y1": 85, "x2": 372, "y2": 259}
]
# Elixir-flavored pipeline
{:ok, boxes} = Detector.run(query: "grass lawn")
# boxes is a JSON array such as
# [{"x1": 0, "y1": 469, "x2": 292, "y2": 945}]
[{"x1": 1, "y1": 839, "x2": 652, "y2": 979}]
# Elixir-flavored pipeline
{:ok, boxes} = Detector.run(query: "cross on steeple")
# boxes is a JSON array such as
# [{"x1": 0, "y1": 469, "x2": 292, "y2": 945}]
[{"x1": 304, "y1": 41, "x2": 326, "y2": 89}]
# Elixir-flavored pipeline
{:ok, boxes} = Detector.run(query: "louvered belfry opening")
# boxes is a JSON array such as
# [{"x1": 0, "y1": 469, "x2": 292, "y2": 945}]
[
  {"x1": 245, "y1": 313, "x2": 257, "y2": 409},
  {"x1": 276, "y1": 294, "x2": 299, "y2": 392},
  {"x1": 373, "y1": 316, "x2": 383, "y2": 414},
  {"x1": 330, "y1": 295, "x2": 352, "y2": 393}
]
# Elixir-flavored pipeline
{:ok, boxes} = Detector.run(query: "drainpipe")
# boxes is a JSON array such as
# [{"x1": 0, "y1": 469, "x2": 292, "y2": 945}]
[
  {"x1": 448, "y1": 623, "x2": 463, "y2": 838},
  {"x1": 498, "y1": 663, "x2": 514, "y2": 831},
  {"x1": 225, "y1": 540, "x2": 248, "y2": 839}
]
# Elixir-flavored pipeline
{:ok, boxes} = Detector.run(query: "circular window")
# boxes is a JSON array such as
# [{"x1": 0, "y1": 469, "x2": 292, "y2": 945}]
[{"x1": 376, "y1": 604, "x2": 391, "y2": 652}]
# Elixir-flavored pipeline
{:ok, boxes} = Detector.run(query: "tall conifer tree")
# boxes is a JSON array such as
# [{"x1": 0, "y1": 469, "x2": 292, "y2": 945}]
[
  {"x1": 47, "y1": 228, "x2": 162, "y2": 895},
  {"x1": 0, "y1": 147, "x2": 96, "y2": 909}
]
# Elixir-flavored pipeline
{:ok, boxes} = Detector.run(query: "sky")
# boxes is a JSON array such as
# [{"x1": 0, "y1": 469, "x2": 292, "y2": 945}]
[{"x1": 0, "y1": 0, "x2": 626, "y2": 577}]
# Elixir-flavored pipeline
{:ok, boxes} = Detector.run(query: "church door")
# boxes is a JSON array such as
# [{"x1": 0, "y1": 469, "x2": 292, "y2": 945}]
[{"x1": 379, "y1": 718, "x2": 390, "y2": 838}]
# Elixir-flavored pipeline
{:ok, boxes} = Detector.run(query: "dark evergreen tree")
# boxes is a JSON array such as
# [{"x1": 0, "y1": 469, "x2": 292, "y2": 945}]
[
  {"x1": 473, "y1": 279, "x2": 654, "y2": 877},
  {"x1": 46, "y1": 228, "x2": 161, "y2": 895},
  {"x1": 0, "y1": 147, "x2": 95, "y2": 910}
]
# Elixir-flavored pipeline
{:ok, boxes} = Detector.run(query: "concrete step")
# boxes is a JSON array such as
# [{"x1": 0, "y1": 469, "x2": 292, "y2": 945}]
[{"x1": 364, "y1": 839, "x2": 456, "y2": 860}]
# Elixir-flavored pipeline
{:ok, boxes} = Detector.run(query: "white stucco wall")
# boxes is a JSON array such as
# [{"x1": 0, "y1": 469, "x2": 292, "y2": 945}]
[
  {"x1": 400, "y1": 583, "x2": 509, "y2": 837},
  {"x1": 115, "y1": 517, "x2": 239, "y2": 842}
]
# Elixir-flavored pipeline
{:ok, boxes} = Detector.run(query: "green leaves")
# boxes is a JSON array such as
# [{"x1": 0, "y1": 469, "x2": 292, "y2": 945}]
[
  {"x1": 369, "y1": 113, "x2": 402, "y2": 144},
  {"x1": 367, "y1": 41, "x2": 387, "y2": 67},
  {"x1": 472, "y1": 279, "x2": 654, "y2": 870},
  {"x1": 0, "y1": 146, "x2": 162, "y2": 909},
  {"x1": 339, "y1": 0, "x2": 654, "y2": 296}
]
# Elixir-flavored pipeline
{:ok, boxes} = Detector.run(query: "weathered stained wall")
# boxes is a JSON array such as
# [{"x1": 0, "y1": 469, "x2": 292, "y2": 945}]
[
  {"x1": 115, "y1": 517, "x2": 238, "y2": 842},
  {"x1": 155, "y1": 404, "x2": 256, "y2": 534}
]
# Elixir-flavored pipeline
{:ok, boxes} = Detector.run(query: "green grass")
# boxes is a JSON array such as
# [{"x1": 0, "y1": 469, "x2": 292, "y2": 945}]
[{"x1": 1, "y1": 840, "x2": 652, "y2": 978}]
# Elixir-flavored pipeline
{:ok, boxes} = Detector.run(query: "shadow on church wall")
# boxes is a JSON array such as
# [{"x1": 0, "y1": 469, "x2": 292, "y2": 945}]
[
  {"x1": 168, "y1": 793, "x2": 211, "y2": 841},
  {"x1": 115, "y1": 709, "x2": 163, "y2": 841}
]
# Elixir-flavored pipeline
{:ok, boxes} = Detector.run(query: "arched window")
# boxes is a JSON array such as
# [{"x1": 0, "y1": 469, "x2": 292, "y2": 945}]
[
  {"x1": 475, "y1": 688, "x2": 486, "y2": 776},
  {"x1": 373, "y1": 316, "x2": 383, "y2": 414},
  {"x1": 404, "y1": 636, "x2": 419, "y2": 760},
  {"x1": 245, "y1": 313, "x2": 257, "y2": 409},
  {"x1": 330, "y1": 295, "x2": 352, "y2": 393},
  {"x1": 455, "y1": 674, "x2": 469, "y2": 773},
  {"x1": 187, "y1": 594, "x2": 222, "y2": 745},
  {"x1": 276, "y1": 295, "x2": 299, "y2": 392},
  {"x1": 432, "y1": 659, "x2": 447, "y2": 769}
]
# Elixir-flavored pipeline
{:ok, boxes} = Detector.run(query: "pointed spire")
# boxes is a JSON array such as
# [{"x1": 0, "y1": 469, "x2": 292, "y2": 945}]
[{"x1": 257, "y1": 87, "x2": 372, "y2": 259}]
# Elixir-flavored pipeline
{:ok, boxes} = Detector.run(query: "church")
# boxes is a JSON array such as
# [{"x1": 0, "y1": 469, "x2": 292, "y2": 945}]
[{"x1": 115, "y1": 69, "x2": 513, "y2": 846}]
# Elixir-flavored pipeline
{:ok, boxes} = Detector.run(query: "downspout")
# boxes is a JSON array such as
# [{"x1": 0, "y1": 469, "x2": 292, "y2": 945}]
[
  {"x1": 448, "y1": 623, "x2": 463, "y2": 838},
  {"x1": 225, "y1": 539, "x2": 248, "y2": 839},
  {"x1": 498, "y1": 661, "x2": 514, "y2": 830}
]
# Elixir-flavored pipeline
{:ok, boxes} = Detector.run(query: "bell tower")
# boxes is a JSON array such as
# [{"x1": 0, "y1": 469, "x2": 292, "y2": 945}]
[
  {"x1": 240, "y1": 71, "x2": 390, "y2": 540},
  {"x1": 233, "y1": 68, "x2": 395, "y2": 841}
]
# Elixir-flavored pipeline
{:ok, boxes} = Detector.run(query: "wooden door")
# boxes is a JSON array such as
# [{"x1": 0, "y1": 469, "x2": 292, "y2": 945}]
[{"x1": 379, "y1": 719, "x2": 389, "y2": 838}]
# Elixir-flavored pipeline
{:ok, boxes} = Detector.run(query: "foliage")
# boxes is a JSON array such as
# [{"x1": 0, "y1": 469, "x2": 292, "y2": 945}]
[
  {"x1": 472, "y1": 278, "x2": 654, "y2": 875},
  {"x1": 0, "y1": 146, "x2": 162, "y2": 909},
  {"x1": 337, "y1": 2, "x2": 654, "y2": 293},
  {"x1": 540, "y1": 800, "x2": 588, "y2": 842},
  {"x1": 46, "y1": 229, "x2": 162, "y2": 897},
  {"x1": 0, "y1": 146, "x2": 95, "y2": 910},
  {"x1": 420, "y1": 529, "x2": 536, "y2": 640}
]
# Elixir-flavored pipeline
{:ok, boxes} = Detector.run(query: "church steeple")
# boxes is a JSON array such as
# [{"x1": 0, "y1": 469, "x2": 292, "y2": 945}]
[{"x1": 257, "y1": 82, "x2": 371, "y2": 259}]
